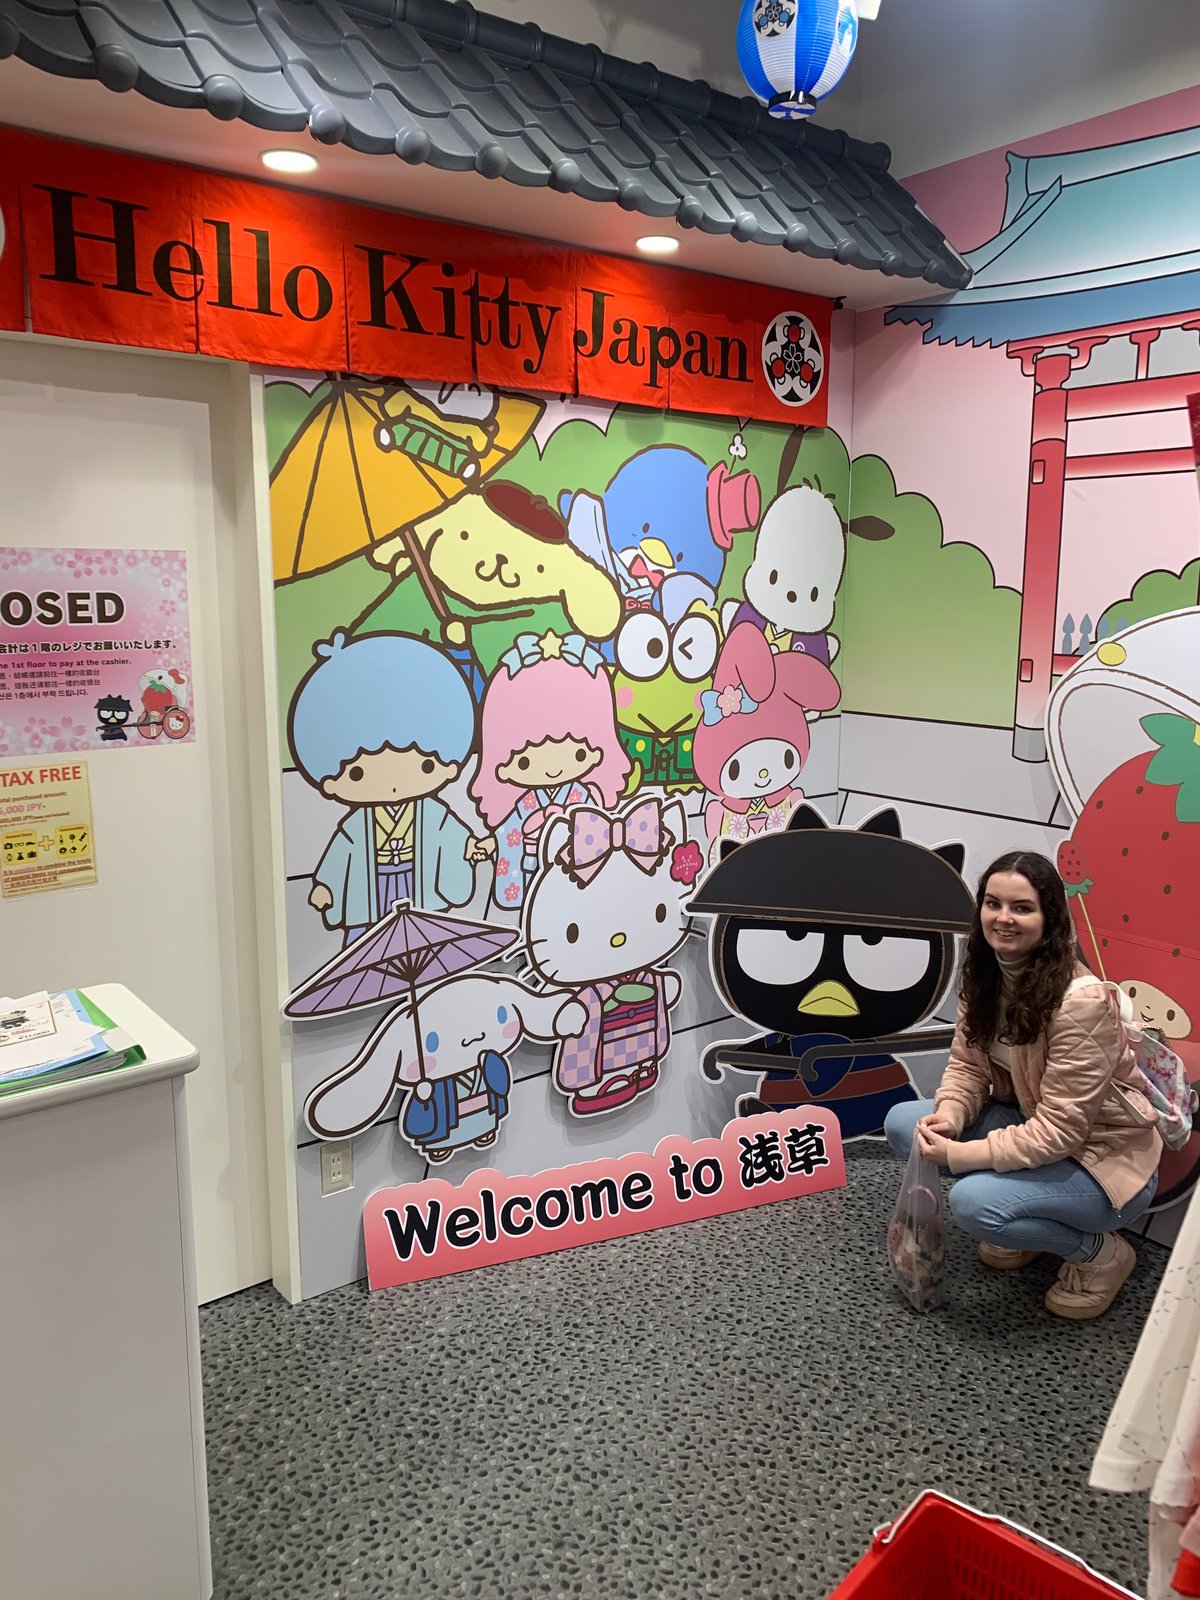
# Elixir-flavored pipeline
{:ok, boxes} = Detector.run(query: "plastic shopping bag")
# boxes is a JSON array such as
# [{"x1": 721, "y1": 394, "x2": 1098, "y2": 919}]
[{"x1": 887, "y1": 1138, "x2": 946, "y2": 1311}]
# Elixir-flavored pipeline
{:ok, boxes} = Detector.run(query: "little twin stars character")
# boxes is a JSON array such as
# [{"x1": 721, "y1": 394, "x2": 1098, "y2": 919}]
[
  {"x1": 288, "y1": 631, "x2": 485, "y2": 943},
  {"x1": 468, "y1": 630, "x2": 631, "y2": 911}
]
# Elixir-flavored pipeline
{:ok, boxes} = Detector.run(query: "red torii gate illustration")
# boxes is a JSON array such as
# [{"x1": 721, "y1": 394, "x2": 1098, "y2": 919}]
[{"x1": 1010, "y1": 308, "x2": 1200, "y2": 761}]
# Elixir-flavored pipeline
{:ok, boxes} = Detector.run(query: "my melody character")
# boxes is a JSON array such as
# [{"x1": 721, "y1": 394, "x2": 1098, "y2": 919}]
[
  {"x1": 303, "y1": 975, "x2": 580, "y2": 1164},
  {"x1": 525, "y1": 795, "x2": 690, "y2": 1117},
  {"x1": 288, "y1": 631, "x2": 486, "y2": 943},
  {"x1": 468, "y1": 631, "x2": 632, "y2": 911},
  {"x1": 694, "y1": 621, "x2": 840, "y2": 864},
  {"x1": 728, "y1": 483, "x2": 847, "y2": 662}
]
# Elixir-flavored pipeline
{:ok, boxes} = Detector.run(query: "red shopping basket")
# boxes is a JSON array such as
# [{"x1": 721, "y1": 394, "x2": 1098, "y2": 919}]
[{"x1": 829, "y1": 1491, "x2": 1142, "y2": 1599}]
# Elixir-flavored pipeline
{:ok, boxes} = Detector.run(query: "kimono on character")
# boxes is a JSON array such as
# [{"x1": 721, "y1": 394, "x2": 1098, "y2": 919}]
[
  {"x1": 707, "y1": 791, "x2": 803, "y2": 858},
  {"x1": 694, "y1": 623, "x2": 840, "y2": 866},
  {"x1": 314, "y1": 797, "x2": 473, "y2": 938},
  {"x1": 728, "y1": 600, "x2": 833, "y2": 663},
  {"x1": 288, "y1": 631, "x2": 481, "y2": 947},
  {"x1": 493, "y1": 782, "x2": 596, "y2": 908},
  {"x1": 748, "y1": 1031, "x2": 918, "y2": 1144},
  {"x1": 619, "y1": 726, "x2": 698, "y2": 790},
  {"x1": 555, "y1": 970, "x2": 672, "y2": 1116},
  {"x1": 525, "y1": 796, "x2": 689, "y2": 1119},
  {"x1": 726, "y1": 484, "x2": 847, "y2": 664},
  {"x1": 402, "y1": 1049, "x2": 510, "y2": 1159},
  {"x1": 470, "y1": 629, "x2": 631, "y2": 911}
]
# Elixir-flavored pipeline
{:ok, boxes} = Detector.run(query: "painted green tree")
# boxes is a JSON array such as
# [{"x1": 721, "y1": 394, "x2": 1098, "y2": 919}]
[
  {"x1": 1099, "y1": 560, "x2": 1200, "y2": 639},
  {"x1": 839, "y1": 455, "x2": 1022, "y2": 726}
]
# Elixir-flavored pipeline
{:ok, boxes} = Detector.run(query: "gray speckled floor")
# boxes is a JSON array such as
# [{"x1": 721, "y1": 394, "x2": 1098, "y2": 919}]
[{"x1": 200, "y1": 1143, "x2": 1163, "y2": 1599}]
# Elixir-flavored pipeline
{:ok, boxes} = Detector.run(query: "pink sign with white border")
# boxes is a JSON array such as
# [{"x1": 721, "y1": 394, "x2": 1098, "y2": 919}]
[
  {"x1": 0, "y1": 547, "x2": 194, "y2": 756},
  {"x1": 363, "y1": 1109, "x2": 846, "y2": 1291}
]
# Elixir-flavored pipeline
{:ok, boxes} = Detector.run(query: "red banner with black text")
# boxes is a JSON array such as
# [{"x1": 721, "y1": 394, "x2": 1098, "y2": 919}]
[{"x1": 0, "y1": 125, "x2": 831, "y2": 424}]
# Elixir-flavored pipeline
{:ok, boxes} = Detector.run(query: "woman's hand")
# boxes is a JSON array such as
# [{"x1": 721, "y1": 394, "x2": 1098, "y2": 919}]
[
  {"x1": 919, "y1": 1110, "x2": 961, "y2": 1139},
  {"x1": 915, "y1": 1122, "x2": 952, "y2": 1166}
]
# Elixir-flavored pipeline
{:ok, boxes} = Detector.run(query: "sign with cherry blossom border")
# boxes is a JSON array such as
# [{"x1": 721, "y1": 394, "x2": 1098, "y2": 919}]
[{"x1": 0, "y1": 548, "x2": 194, "y2": 757}]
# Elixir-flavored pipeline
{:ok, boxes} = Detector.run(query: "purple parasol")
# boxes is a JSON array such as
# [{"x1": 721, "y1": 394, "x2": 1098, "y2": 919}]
[{"x1": 285, "y1": 902, "x2": 519, "y2": 1021}]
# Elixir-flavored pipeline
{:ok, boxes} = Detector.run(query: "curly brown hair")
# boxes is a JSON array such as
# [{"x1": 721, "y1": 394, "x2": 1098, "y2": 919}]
[{"x1": 959, "y1": 850, "x2": 1080, "y2": 1049}]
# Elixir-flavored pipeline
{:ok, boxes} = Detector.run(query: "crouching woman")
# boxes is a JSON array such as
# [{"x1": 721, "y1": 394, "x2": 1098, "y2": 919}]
[{"x1": 885, "y1": 850, "x2": 1161, "y2": 1321}]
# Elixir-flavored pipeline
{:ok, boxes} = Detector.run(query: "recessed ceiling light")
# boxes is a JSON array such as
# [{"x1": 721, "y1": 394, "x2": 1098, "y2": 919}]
[
  {"x1": 261, "y1": 149, "x2": 319, "y2": 175},
  {"x1": 636, "y1": 235, "x2": 680, "y2": 257}
]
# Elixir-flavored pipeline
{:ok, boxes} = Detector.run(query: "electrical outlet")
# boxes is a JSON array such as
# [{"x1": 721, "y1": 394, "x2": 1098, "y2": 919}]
[{"x1": 320, "y1": 1139, "x2": 353, "y2": 1196}]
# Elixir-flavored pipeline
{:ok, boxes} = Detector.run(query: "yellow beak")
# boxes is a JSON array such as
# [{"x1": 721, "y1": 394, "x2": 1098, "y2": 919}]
[
  {"x1": 797, "y1": 980, "x2": 860, "y2": 1018},
  {"x1": 639, "y1": 536, "x2": 674, "y2": 571}
]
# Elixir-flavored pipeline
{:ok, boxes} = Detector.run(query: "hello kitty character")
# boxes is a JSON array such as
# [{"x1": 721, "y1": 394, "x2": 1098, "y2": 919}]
[
  {"x1": 694, "y1": 622, "x2": 840, "y2": 866},
  {"x1": 728, "y1": 483, "x2": 846, "y2": 661},
  {"x1": 526, "y1": 795, "x2": 689, "y2": 1117}
]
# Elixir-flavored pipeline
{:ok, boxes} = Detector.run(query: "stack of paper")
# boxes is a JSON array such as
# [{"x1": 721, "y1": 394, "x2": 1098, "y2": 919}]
[{"x1": 0, "y1": 990, "x2": 143, "y2": 1097}]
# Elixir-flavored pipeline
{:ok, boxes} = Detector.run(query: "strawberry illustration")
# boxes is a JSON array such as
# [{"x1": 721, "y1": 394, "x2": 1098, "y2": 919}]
[
  {"x1": 1064, "y1": 714, "x2": 1200, "y2": 1008},
  {"x1": 1063, "y1": 714, "x2": 1200, "y2": 1208},
  {"x1": 1056, "y1": 838, "x2": 1092, "y2": 890}
]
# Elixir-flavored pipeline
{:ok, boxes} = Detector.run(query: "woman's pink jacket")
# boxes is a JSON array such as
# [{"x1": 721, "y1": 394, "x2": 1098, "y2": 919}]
[{"x1": 934, "y1": 969, "x2": 1163, "y2": 1208}]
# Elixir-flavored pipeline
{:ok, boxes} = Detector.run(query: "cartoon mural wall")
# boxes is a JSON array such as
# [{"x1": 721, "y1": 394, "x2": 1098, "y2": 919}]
[
  {"x1": 272, "y1": 88, "x2": 1200, "y2": 1292},
  {"x1": 841, "y1": 88, "x2": 1200, "y2": 1243},
  {"x1": 272, "y1": 376, "x2": 875, "y2": 1295}
]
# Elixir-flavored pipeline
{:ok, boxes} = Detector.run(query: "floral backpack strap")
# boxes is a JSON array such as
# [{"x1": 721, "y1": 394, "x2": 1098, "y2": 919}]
[{"x1": 1065, "y1": 976, "x2": 1195, "y2": 1150}]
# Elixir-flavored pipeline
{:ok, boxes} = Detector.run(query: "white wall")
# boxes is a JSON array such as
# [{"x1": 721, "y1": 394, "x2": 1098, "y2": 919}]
[
  {"x1": 483, "y1": 0, "x2": 747, "y2": 94},
  {"x1": 0, "y1": 340, "x2": 287, "y2": 1304},
  {"x1": 848, "y1": 0, "x2": 1200, "y2": 176}
]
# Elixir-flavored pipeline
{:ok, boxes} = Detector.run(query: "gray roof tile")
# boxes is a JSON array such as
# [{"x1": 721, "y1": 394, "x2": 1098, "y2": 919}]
[{"x1": 0, "y1": 0, "x2": 971, "y2": 289}]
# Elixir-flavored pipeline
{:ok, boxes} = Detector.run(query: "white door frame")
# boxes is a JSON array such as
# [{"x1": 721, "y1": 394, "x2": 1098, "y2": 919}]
[{"x1": 0, "y1": 331, "x2": 300, "y2": 1303}]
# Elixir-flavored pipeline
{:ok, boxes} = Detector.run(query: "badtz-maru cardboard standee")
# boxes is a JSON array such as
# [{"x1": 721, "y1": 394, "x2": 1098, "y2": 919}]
[{"x1": 689, "y1": 806, "x2": 974, "y2": 1140}]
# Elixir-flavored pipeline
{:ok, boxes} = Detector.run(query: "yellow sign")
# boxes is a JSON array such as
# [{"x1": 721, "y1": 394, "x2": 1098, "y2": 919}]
[{"x1": 0, "y1": 761, "x2": 97, "y2": 898}]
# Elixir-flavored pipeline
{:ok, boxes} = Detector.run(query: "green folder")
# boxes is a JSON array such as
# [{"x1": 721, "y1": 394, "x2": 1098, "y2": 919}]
[{"x1": 0, "y1": 990, "x2": 145, "y2": 1100}]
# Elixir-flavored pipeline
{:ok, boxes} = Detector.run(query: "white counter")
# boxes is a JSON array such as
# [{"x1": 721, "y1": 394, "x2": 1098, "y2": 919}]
[{"x1": 0, "y1": 984, "x2": 212, "y2": 1600}]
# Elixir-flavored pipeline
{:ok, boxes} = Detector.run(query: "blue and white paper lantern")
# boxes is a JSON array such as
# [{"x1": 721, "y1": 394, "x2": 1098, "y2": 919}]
[{"x1": 737, "y1": 0, "x2": 859, "y2": 121}]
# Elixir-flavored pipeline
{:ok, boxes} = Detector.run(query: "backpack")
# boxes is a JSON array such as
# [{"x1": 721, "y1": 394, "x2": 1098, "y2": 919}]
[{"x1": 1067, "y1": 976, "x2": 1195, "y2": 1151}]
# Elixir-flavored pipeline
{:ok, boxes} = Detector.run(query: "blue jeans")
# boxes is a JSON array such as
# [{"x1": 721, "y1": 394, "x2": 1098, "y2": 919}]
[{"x1": 884, "y1": 1099, "x2": 1158, "y2": 1263}]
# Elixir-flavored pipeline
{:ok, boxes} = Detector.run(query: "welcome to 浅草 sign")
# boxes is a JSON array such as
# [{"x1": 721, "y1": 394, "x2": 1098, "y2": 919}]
[
  {"x1": 362, "y1": 1109, "x2": 846, "y2": 1290},
  {"x1": 0, "y1": 126, "x2": 831, "y2": 424}
]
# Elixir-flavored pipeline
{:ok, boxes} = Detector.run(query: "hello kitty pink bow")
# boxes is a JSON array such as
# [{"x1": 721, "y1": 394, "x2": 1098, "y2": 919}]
[{"x1": 565, "y1": 801, "x2": 663, "y2": 884}]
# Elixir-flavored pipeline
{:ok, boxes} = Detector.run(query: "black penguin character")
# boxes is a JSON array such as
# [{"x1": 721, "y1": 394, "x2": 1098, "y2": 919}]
[
  {"x1": 688, "y1": 806, "x2": 974, "y2": 1140},
  {"x1": 96, "y1": 694, "x2": 133, "y2": 742}
]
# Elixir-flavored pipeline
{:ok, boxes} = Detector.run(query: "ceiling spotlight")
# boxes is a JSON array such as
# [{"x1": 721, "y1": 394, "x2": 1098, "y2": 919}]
[
  {"x1": 636, "y1": 236, "x2": 680, "y2": 257},
  {"x1": 261, "y1": 149, "x2": 319, "y2": 175}
]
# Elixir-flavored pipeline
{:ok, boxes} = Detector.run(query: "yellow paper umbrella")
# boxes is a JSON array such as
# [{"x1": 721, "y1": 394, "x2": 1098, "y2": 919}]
[{"x1": 270, "y1": 380, "x2": 544, "y2": 584}]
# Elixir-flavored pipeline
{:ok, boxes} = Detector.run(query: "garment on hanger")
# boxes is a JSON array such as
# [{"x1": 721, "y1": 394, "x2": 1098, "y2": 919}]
[{"x1": 1091, "y1": 1181, "x2": 1200, "y2": 1599}]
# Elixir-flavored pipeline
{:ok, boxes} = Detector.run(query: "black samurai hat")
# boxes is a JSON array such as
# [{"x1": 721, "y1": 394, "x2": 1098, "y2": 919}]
[{"x1": 686, "y1": 805, "x2": 975, "y2": 934}]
